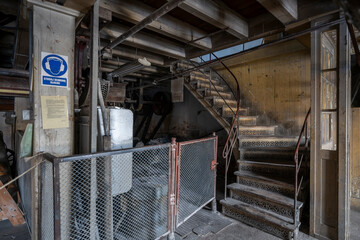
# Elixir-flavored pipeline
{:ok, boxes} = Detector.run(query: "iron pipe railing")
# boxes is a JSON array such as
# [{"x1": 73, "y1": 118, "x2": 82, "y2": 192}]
[{"x1": 293, "y1": 108, "x2": 311, "y2": 226}]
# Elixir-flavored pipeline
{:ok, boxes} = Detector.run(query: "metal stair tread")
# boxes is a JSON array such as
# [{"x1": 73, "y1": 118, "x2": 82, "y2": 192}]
[
  {"x1": 234, "y1": 171, "x2": 294, "y2": 188},
  {"x1": 238, "y1": 135, "x2": 299, "y2": 140},
  {"x1": 227, "y1": 183, "x2": 303, "y2": 209},
  {"x1": 239, "y1": 146, "x2": 307, "y2": 152},
  {"x1": 237, "y1": 160, "x2": 296, "y2": 168},
  {"x1": 204, "y1": 95, "x2": 233, "y2": 101},
  {"x1": 236, "y1": 125, "x2": 277, "y2": 130},
  {"x1": 220, "y1": 198, "x2": 299, "y2": 230}
]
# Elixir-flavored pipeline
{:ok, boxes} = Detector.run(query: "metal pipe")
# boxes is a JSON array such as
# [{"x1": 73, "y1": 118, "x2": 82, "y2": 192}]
[
  {"x1": 108, "y1": 57, "x2": 151, "y2": 77},
  {"x1": 28, "y1": 9, "x2": 33, "y2": 105},
  {"x1": 97, "y1": 80, "x2": 110, "y2": 136},
  {"x1": 0, "y1": 68, "x2": 29, "y2": 78},
  {"x1": 101, "y1": 43, "x2": 166, "y2": 66},
  {"x1": 101, "y1": 0, "x2": 185, "y2": 55},
  {"x1": 346, "y1": 19, "x2": 360, "y2": 67}
]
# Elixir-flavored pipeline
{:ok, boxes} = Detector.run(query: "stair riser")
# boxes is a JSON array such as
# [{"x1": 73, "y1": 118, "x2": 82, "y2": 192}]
[
  {"x1": 223, "y1": 109, "x2": 248, "y2": 118},
  {"x1": 240, "y1": 151, "x2": 294, "y2": 161},
  {"x1": 238, "y1": 140, "x2": 298, "y2": 149},
  {"x1": 238, "y1": 118, "x2": 257, "y2": 126},
  {"x1": 239, "y1": 151, "x2": 309, "y2": 161},
  {"x1": 236, "y1": 176, "x2": 294, "y2": 198},
  {"x1": 205, "y1": 91, "x2": 232, "y2": 99},
  {"x1": 222, "y1": 206, "x2": 297, "y2": 240},
  {"x1": 229, "y1": 190, "x2": 297, "y2": 219},
  {"x1": 238, "y1": 164, "x2": 299, "y2": 179},
  {"x1": 238, "y1": 129, "x2": 275, "y2": 136},
  {"x1": 213, "y1": 98, "x2": 238, "y2": 108},
  {"x1": 190, "y1": 74, "x2": 219, "y2": 84},
  {"x1": 197, "y1": 82, "x2": 227, "y2": 92}
]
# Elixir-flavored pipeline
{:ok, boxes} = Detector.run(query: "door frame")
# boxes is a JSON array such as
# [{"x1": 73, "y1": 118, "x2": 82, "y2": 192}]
[{"x1": 310, "y1": 14, "x2": 351, "y2": 240}]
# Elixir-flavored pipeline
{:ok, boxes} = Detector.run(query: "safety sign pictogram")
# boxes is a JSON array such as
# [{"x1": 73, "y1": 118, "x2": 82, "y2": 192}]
[{"x1": 41, "y1": 52, "x2": 68, "y2": 88}]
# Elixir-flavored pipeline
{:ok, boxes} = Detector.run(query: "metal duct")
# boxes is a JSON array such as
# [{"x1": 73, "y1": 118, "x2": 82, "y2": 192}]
[{"x1": 108, "y1": 57, "x2": 151, "y2": 77}]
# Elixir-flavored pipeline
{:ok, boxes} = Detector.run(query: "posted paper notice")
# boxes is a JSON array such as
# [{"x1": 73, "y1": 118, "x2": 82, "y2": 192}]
[{"x1": 41, "y1": 96, "x2": 69, "y2": 129}]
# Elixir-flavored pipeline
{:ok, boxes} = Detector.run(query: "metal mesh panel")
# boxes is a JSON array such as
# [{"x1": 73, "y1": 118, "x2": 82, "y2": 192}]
[
  {"x1": 41, "y1": 160, "x2": 54, "y2": 240},
  {"x1": 57, "y1": 145, "x2": 170, "y2": 240},
  {"x1": 177, "y1": 139, "x2": 216, "y2": 226}
]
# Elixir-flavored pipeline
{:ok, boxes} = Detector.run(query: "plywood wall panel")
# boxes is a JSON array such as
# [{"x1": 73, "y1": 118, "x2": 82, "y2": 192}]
[
  {"x1": 215, "y1": 46, "x2": 311, "y2": 135},
  {"x1": 351, "y1": 108, "x2": 360, "y2": 201}
]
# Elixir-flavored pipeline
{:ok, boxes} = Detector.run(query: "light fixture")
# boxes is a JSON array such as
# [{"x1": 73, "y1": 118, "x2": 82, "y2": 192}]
[{"x1": 108, "y1": 57, "x2": 151, "y2": 78}]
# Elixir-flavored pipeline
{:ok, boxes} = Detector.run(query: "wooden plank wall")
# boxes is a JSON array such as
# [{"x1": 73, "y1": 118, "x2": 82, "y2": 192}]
[
  {"x1": 351, "y1": 108, "x2": 360, "y2": 209},
  {"x1": 214, "y1": 40, "x2": 311, "y2": 135}
]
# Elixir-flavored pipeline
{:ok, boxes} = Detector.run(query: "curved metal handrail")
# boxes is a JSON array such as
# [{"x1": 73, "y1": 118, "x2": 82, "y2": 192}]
[{"x1": 293, "y1": 107, "x2": 311, "y2": 225}]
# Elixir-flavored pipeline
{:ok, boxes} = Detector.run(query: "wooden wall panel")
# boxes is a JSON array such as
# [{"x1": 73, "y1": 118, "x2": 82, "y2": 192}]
[
  {"x1": 215, "y1": 41, "x2": 311, "y2": 135},
  {"x1": 351, "y1": 108, "x2": 360, "y2": 202}
]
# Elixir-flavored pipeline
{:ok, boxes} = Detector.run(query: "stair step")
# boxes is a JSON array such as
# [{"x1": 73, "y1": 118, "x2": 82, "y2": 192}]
[
  {"x1": 205, "y1": 90, "x2": 233, "y2": 99},
  {"x1": 237, "y1": 160, "x2": 307, "y2": 179},
  {"x1": 221, "y1": 198, "x2": 299, "y2": 239},
  {"x1": 239, "y1": 147, "x2": 308, "y2": 161},
  {"x1": 196, "y1": 82, "x2": 227, "y2": 92},
  {"x1": 238, "y1": 136, "x2": 300, "y2": 148},
  {"x1": 222, "y1": 106, "x2": 248, "y2": 118},
  {"x1": 227, "y1": 183, "x2": 303, "y2": 219},
  {"x1": 234, "y1": 171, "x2": 295, "y2": 198},
  {"x1": 237, "y1": 125, "x2": 277, "y2": 136},
  {"x1": 212, "y1": 97, "x2": 238, "y2": 108},
  {"x1": 190, "y1": 73, "x2": 220, "y2": 84},
  {"x1": 236, "y1": 116, "x2": 258, "y2": 126}
]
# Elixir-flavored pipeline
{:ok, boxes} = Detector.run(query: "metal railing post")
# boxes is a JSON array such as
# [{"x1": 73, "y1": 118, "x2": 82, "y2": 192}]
[
  {"x1": 212, "y1": 132, "x2": 218, "y2": 213},
  {"x1": 53, "y1": 158, "x2": 61, "y2": 240},
  {"x1": 168, "y1": 138, "x2": 177, "y2": 240}
]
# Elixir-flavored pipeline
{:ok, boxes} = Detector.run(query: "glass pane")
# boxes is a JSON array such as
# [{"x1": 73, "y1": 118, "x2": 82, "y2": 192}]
[
  {"x1": 321, "y1": 30, "x2": 337, "y2": 70},
  {"x1": 321, "y1": 112, "x2": 337, "y2": 150},
  {"x1": 321, "y1": 71, "x2": 337, "y2": 109}
]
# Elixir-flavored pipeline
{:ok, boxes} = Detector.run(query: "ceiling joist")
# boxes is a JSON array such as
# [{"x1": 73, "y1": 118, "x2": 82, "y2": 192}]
[
  {"x1": 100, "y1": 0, "x2": 212, "y2": 50},
  {"x1": 175, "y1": 0, "x2": 249, "y2": 39},
  {"x1": 102, "y1": 24, "x2": 186, "y2": 59},
  {"x1": 257, "y1": 0, "x2": 297, "y2": 24}
]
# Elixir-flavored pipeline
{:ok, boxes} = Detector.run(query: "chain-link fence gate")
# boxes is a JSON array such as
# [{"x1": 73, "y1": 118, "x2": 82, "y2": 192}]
[{"x1": 41, "y1": 135, "x2": 217, "y2": 240}]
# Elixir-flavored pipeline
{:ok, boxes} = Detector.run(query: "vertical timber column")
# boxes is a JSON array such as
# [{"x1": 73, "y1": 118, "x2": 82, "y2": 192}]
[
  {"x1": 27, "y1": 0, "x2": 79, "y2": 239},
  {"x1": 89, "y1": 1, "x2": 99, "y2": 240},
  {"x1": 338, "y1": 20, "x2": 351, "y2": 240}
]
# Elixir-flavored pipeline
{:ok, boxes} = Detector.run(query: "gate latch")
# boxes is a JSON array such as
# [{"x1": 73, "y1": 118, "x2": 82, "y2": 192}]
[
  {"x1": 211, "y1": 159, "x2": 218, "y2": 170},
  {"x1": 170, "y1": 194, "x2": 175, "y2": 206}
]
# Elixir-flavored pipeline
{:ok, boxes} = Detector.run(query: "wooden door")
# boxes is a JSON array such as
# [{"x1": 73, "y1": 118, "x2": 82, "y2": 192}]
[{"x1": 311, "y1": 17, "x2": 351, "y2": 240}]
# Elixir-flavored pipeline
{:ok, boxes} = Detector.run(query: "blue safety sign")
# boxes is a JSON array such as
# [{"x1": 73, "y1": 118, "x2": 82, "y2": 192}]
[{"x1": 41, "y1": 52, "x2": 68, "y2": 87}]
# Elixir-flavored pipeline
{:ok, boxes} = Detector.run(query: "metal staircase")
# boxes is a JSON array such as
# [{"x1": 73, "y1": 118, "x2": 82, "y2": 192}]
[{"x1": 174, "y1": 60, "x2": 310, "y2": 240}]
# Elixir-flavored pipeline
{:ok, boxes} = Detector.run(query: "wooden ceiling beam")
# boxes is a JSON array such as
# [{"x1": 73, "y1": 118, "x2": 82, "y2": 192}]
[
  {"x1": 100, "y1": 0, "x2": 212, "y2": 50},
  {"x1": 257, "y1": 0, "x2": 297, "y2": 24},
  {"x1": 102, "y1": 23, "x2": 186, "y2": 59},
  {"x1": 175, "y1": 0, "x2": 248, "y2": 39}
]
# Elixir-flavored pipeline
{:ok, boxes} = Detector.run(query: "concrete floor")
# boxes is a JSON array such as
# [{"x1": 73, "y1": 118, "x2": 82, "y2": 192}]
[
  {"x1": 211, "y1": 221, "x2": 316, "y2": 240},
  {"x1": 174, "y1": 209, "x2": 317, "y2": 240},
  {"x1": 209, "y1": 208, "x2": 360, "y2": 240}
]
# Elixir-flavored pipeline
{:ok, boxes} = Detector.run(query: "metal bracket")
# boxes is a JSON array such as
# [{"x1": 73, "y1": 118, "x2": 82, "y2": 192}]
[
  {"x1": 170, "y1": 193, "x2": 175, "y2": 206},
  {"x1": 211, "y1": 159, "x2": 218, "y2": 170}
]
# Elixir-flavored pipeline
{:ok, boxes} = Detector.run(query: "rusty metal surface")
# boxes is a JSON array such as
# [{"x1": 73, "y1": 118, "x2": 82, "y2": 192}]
[
  {"x1": 105, "y1": 82, "x2": 127, "y2": 103},
  {"x1": 176, "y1": 136, "x2": 217, "y2": 227},
  {"x1": 0, "y1": 76, "x2": 29, "y2": 96},
  {"x1": 293, "y1": 108, "x2": 311, "y2": 226}
]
